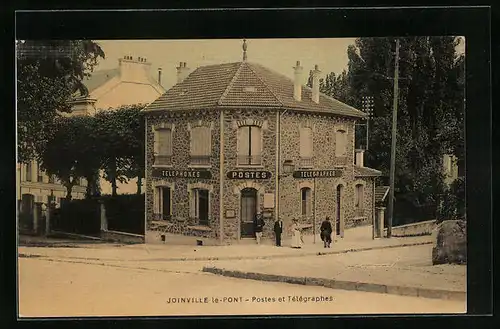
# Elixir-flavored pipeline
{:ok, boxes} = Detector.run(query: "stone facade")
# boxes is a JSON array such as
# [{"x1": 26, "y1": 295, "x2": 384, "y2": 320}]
[
  {"x1": 145, "y1": 107, "x2": 377, "y2": 244},
  {"x1": 145, "y1": 110, "x2": 221, "y2": 240}
]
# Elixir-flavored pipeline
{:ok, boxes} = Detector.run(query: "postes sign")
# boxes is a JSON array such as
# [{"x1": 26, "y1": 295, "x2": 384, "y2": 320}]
[
  {"x1": 227, "y1": 171, "x2": 272, "y2": 179},
  {"x1": 152, "y1": 169, "x2": 212, "y2": 179},
  {"x1": 292, "y1": 169, "x2": 342, "y2": 179}
]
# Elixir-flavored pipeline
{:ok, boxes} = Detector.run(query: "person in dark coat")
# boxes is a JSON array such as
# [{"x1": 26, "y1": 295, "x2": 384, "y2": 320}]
[
  {"x1": 320, "y1": 217, "x2": 333, "y2": 248},
  {"x1": 273, "y1": 218, "x2": 284, "y2": 247},
  {"x1": 253, "y1": 212, "x2": 265, "y2": 244}
]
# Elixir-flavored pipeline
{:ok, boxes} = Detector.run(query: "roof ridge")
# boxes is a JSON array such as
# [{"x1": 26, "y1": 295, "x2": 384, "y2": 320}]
[
  {"x1": 217, "y1": 63, "x2": 244, "y2": 105},
  {"x1": 301, "y1": 84, "x2": 366, "y2": 117},
  {"x1": 246, "y1": 63, "x2": 284, "y2": 107}
]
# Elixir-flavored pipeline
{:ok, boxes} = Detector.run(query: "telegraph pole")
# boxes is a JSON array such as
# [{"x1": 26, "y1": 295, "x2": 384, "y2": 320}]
[{"x1": 387, "y1": 39, "x2": 400, "y2": 238}]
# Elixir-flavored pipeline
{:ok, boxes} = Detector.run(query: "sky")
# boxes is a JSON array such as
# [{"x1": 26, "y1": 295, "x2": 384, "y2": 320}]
[
  {"x1": 93, "y1": 37, "x2": 465, "y2": 91},
  {"x1": 93, "y1": 38, "x2": 356, "y2": 90}
]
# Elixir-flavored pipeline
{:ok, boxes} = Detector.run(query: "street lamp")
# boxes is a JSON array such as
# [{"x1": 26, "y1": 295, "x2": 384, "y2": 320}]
[{"x1": 282, "y1": 160, "x2": 295, "y2": 177}]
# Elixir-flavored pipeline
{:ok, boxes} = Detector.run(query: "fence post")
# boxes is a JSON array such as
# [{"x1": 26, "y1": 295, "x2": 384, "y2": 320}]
[
  {"x1": 33, "y1": 202, "x2": 42, "y2": 235},
  {"x1": 376, "y1": 207, "x2": 386, "y2": 238},
  {"x1": 100, "y1": 200, "x2": 108, "y2": 231}
]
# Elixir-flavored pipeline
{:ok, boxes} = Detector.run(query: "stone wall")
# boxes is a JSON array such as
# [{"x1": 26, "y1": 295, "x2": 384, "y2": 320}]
[
  {"x1": 145, "y1": 110, "x2": 221, "y2": 240},
  {"x1": 222, "y1": 109, "x2": 278, "y2": 242},
  {"x1": 279, "y1": 111, "x2": 358, "y2": 237}
]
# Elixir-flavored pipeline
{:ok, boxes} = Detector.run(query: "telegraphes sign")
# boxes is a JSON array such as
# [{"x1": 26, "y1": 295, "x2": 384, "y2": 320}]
[
  {"x1": 226, "y1": 171, "x2": 272, "y2": 179},
  {"x1": 292, "y1": 169, "x2": 342, "y2": 179},
  {"x1": 152, "y1": 169, "x2": 212, "y2": 179}
]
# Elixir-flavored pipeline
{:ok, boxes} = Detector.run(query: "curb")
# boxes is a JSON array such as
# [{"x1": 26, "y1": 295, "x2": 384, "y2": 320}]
[
  {"x1": 202, "y1": 266, "x2": 466, "y2": 301},
  {"x1": 19, "y1": 241, "x2": 434, "y2": 262}
]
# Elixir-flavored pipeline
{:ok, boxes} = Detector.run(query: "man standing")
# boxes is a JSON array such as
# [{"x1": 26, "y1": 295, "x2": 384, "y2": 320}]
[
  {"x1": 254, "y1": 211, "x2": 265, "y2": 244},
  {"x1": 273, "y1": 217, "x2": 283, "y2": 247},
  {"x1": 320, "y1": 216, "x2": 333, "y2": 248}
]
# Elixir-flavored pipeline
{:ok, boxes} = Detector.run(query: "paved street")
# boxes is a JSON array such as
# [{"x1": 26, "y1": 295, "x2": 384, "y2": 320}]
[{"x1": 19, "y1": 258, "x2": 465, "y2": 317}]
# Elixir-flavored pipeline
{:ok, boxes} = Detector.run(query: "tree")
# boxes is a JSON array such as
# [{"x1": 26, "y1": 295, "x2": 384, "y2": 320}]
[
  {"x1": 96, "y1": 105, "x2": 146, "y2": 196},
  {"x1": 37, "y1": 116, "x2": 97, "y2": 200},
  {"x1": 321, "y1": 37, "x2": 465, "y2": 217},
  {"x1": 16, "y1": 40, "x2": 104, "y2": 163}
]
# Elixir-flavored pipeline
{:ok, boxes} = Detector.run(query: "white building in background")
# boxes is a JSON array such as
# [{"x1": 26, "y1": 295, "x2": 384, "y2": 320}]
[{"x1": 18, "y1": 55, "x2": 166, "y2": 233}]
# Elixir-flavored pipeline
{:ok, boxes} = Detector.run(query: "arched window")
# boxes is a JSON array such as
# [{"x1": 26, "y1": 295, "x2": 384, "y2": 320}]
[
  {"x1": 237, "y1": 125, "x2": 262, "y2": 165},
  {"x1": 301, "y1": 187, "x2": 312, "y2": 216},
  {"x1": 355, "y1": 184, "x2": 364, "y2": 209},
  {"x1": 335, "y1": 129, "x2": 347, "y2": 157},
  {"x1": 154, "y1": 186, "x2": 172, "y2": 220},
  {"x1": 190, "y1": 126, "x2": 211, "y2": 166},
  {"x1": 25, "y1": 162, "x2": 32, "y2": 182}
]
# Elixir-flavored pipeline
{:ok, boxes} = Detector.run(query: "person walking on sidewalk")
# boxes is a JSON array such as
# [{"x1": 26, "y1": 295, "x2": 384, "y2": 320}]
[
  {"x1": 290, "y1": 218, "x2": 302, "y2": 249},
  {"x1": 320, "y1": 216, "x2": 333, "y2": 248},
  {"x1": 273, "y1": 217, "x2": 283, "y2": 247},
  {"x1": 254, "y1": 212, "x2": 265, "y2": 245}
]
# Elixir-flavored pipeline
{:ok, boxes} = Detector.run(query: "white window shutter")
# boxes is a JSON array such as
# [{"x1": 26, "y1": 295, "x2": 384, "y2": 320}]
[{"x1": 250, "y1": 126, "x2": 261, "y2": 157}]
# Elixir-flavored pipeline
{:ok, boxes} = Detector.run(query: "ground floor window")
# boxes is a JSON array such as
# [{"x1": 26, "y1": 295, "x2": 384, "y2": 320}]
[
  {"x1": 301, "y1": 187, "x2": 312, "y2": 216},
  {"x1": 190, "y1": 189, "x2": 210, "y2": 226},
  {"x1": 155, "y1": 186, "x2": 172, "y2": 220}
]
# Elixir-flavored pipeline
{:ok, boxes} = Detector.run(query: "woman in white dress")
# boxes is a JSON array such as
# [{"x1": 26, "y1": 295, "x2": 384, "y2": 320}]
[{"x1": 290, "y1": 218, "x2": 302, "y2": 249}]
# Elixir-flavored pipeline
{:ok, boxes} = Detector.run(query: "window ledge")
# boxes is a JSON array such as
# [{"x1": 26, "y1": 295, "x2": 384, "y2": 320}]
[
  {"x1": 235, "y1": 165, "x2": 265, "y2": 169},
  {"x1": 153, "y1": 164, "x2": 174, "y2": 168},
  {"x1": 187, "y1": 225, "x2": 212, "y2": 232},
  {"x1": 188, "y1": 165, "x2": 212, "y2": 169}
]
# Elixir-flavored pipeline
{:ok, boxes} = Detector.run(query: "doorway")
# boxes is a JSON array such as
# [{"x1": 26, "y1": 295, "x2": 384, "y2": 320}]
[
  {"x1": 336, "y1": 185, "x2": 343, "y2": 235},
  {"x1": 161, "y1": 187, "x2": 171, "y2": 220},
  {"x1": 198, "y1": 189, "x2": 209, "y2": 226},
  {"x1": 240, "y1": 188, "x2": 258, "y2": 238}
]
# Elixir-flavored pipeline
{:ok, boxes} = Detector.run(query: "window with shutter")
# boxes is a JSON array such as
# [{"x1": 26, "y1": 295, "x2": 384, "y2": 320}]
[
  {"x1": 237, "y1": 126, "x2": 262, "y2": 165},
  {"x1": 190, "y1": 126, "x2": 211, "y2": 166},
  {"x1": 335, "y1": 129, "x2": 347, "y2": 158},
  {"x1": 155, "y1": 128, "x2": 172, "y2": 166},
  {"x1": 300, "y1": 127, "x2": 313, "y2": 168},
  {"x1": 301, "y1": 187, "x2": 312, "y2": 216}
]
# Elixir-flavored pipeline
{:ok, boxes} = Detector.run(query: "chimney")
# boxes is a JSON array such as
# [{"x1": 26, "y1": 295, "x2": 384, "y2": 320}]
[
  {"x1": 118, "y1": 55, "x2": 151, "y2": 82},
  {"x1": 311, "y1": 64, "x2": 321, "y2": 104},
  {"x1": 176, "y1": 62, "x2": 191, "y2": 83},
  {"x1": 158, "y1": 67, "x2": 162, "y2": 85},
  {"x1": 293, "y1": 61, "x2": 303, "y2": 101},
  {"x1": 355, "y1": 149, "x2": 365, "y2": 167}
]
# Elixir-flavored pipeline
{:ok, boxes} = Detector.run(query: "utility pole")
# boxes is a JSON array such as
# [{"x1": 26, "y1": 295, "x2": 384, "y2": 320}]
[{"x1": 387, "y1": 39, "x2": 400, "y2": 238}]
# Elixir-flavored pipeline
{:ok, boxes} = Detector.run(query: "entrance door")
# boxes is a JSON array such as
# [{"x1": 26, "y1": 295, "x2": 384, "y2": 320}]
[
  {"x1": 198, "y1": 189, "x2": 209, "y2": 225},
  {"x1": 240, "y1": 188, "x2": 257, "y2": 238},
  {"x1": 336, "y1": 185, "x2": 342, "y2": 235},
  {"x1": 162, "y1": 187, "x2": 171, "y2": 220}
]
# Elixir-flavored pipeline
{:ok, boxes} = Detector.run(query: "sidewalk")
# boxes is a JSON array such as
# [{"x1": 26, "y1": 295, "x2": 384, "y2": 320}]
[
  {"x1": 19, "y1": 226, "x2": 433, "y2": 262},
  {"x1": 202, "y1": 244, "x2": 466, "y2": 301}
]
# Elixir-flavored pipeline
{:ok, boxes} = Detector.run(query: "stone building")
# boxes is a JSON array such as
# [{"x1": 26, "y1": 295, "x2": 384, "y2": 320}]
[
  {"x1": 143, "y1": 47, "x2": 382, "y2": 245},
  {"x1": 17, "y1": 55, "x2": 165, "y2": 234}
]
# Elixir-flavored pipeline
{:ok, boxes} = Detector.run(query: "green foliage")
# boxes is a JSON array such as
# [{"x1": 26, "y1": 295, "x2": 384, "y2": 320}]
[
  {"x1": 16, "y1": 40, "x2": 104, "y2": 163},
  {"x1": 95, "y1": 105, "x2": 146, "y2": 196},
  {"x1": 437, "y1": 176, "x2": 466, "y2": 222},
  {"x1": 320, "y1": 37, "x2": 464, "y2": 219}
]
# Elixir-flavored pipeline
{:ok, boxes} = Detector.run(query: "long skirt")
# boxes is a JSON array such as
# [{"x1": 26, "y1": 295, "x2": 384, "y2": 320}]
[
  {"x1": 321, "y1": 231, "x2": 332, "y2": 243},
  {"x1": 291, "y1": 230, "x2": 302, "y2": 248}
]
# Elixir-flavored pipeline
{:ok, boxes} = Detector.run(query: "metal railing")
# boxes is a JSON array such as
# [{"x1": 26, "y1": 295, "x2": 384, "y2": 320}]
[
  {"x1": 190, "y1": 155, "x2": 211, "y2": 166},
  {"x1": 237, "y1": 154, "x2": 262, "y2": 166},
  {"x1": 299, "y1": 157, "x2": 314, "y2": 168},
  {"x1": 153, "y1": 213, "x2": 172, "y2": 221},
  {"x1": 154, "y1": 155, "x2": 172, "y2": 166}
]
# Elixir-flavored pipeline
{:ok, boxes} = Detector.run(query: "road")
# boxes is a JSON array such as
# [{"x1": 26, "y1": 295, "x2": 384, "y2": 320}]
[{"x1": 18, "y1": 258, "x2": 466, "y2": 317}]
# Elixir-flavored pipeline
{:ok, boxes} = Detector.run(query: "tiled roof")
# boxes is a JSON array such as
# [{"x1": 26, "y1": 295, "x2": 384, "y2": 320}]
[
  {"x1": 144, "y1": 61, "x2": 366, "y2": 118},
  {"x1": 354, "y1": 165, "x2": 382, "y2": 177},
  {"x1": 375, "y1": 186, "x2": 390, "y2": 203},
  {"x1": 83, "y1": 68, "x2": 120, "y2": 93}
]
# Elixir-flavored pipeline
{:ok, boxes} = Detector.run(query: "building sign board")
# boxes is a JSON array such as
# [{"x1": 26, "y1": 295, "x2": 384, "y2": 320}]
[
  {"x1": 226, "y1": 171, "x2": 272, "y2": 180},
  {"x1": 152, "y1": 168, "x2": 212, "y2": 179},
  {"x1": 292, "y1": 169, "x2": 342, "y2": 179},
  {"x1": 264, "y1": 193, "x2": 275, "y2": 209}
]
